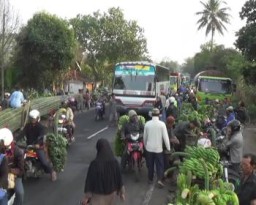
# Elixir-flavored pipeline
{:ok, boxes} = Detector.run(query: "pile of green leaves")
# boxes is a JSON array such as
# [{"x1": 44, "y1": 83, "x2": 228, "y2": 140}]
[
  {"x1": 46, "y1": 133, "x2": 68, "y2": 172},
  {"x1": 114, "y1": 115, "x2": 145, "y2": 156},
  {"x1": 178, "y1": 103, "x2": 214, "y2": 127}
]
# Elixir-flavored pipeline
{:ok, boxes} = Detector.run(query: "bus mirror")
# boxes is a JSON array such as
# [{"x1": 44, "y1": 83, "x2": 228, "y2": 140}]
[{"x1": 232, "y1": 83, "x2": 237, "y2": 92}]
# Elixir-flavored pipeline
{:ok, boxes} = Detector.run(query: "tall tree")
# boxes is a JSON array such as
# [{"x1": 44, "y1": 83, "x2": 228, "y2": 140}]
[
  {"x1": 0, "y1": 0, "x2": 19, "y2": 99},
  {"x1": 14, "y1": 12, "x2": 76, "y2": 89},
  {"x1": 70, "y1": 7, "x2": 148, "y2": 84},
  {"x1": 196, "y1": 0, "x2": 230, "y2": 51},
  {"x1": 235, "y1": 0, "x2": 256, "y2": 85},
  {"x1": 191, "y1": 43, "x2": 244, "y2": 79}
]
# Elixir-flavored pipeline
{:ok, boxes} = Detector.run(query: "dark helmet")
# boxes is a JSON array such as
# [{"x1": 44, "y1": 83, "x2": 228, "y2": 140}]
[
  {"x1": 62, "y1": 100, "x2": 69, "y2": 107},
  {"x1": 227, "y1": 120, "x2": 241, "y2": 133}
]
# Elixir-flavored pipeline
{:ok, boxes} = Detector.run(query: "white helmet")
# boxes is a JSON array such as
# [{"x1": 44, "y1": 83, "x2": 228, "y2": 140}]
[
  {"x1": 29, "y1": 109, "x2": 40, "y2": 120},
  {"x1": 169, "y1": 96, "x2": 176, "y2": 103},
  {"x1": 0, "y1": 128, "x2": 13, "y2": 147}
]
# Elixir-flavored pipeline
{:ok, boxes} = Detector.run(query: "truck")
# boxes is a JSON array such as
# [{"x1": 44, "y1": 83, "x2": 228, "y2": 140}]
[
  {"x1": 193, "y1": 70, "x2": 236, "y2": 104},
  {"x1": 170, "y1": 72, "x2": 181, "y2": 93}
]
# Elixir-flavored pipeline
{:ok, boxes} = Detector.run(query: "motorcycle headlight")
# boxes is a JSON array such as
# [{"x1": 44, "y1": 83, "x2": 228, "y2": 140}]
[{"x1": 130, "y1": 134, "x2": 139, "y2": 141}]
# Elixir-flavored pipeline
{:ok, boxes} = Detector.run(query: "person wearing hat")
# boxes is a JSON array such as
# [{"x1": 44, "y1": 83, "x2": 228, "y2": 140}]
[
  {"x1": 143, "y1": 108, "x2": 170, "y2": 188},
  {"x1": 120, "y1": 110, "x2": 144, "y2": 171},
  {"x1": 0, "y1": 128, "x2": 25, "y2": 205},
  {"x1": 225, "y1": 106, "x2": 236, "y2": 127}
]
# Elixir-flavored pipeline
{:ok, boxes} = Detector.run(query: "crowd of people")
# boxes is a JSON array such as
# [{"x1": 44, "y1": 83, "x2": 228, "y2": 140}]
[
  {"x1": 0, "y1": 83, "x2": 255, "y2": 205},
  {"x1": 81, "y1": 85, "x2": 255, "y2": 204}
]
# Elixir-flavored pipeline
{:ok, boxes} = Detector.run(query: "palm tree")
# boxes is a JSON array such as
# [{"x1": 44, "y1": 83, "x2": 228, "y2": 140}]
[{"x1": 196, "y1": 0, "x2": 230, "y2": 51}]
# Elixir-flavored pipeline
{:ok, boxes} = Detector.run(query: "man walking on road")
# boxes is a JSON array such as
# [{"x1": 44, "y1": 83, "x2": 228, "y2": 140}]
[{"x1": 143, "y1": 108, "x2": 171, "y2": 188}]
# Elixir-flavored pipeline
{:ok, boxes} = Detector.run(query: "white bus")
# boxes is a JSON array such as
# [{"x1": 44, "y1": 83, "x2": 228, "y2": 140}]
[{"x1": 112, "y1": 61, "x2": 170, "y2": 115}]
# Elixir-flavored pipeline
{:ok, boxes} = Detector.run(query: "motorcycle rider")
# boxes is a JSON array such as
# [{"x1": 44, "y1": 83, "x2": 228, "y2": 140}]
[
  {"x1": 61, "y1": 100, "x2": 75, "y2": 141},
  {"x1": 0, "y1": 128, "x2": 24, "y2": 205},
  {"x1": 165, "y1": 96, "x2": 178, "y2": 120},
  {"x1": 225, "y1": 106, "x2": 236, "y2": 126},
  {"x1": 95, "y1": 97, "x2": 105, "y2": 119},
  {"x1": 17, "y1": 109, "x2": 57, "y2": 181},
  {"x1": 218, "y1": 120, "x2": 243, "y2": 173},
  {"x1": 120, "y1": 110, "x2": 144, "y2": 171}
]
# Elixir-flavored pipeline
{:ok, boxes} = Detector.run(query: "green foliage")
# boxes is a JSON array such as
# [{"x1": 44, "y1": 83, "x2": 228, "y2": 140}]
[
  {"x1": 196, "y1": 0, "x2": 230, "y2": 50},
  {"x1": 239, "y1": 0, "x2": 256, "y2": 24},
  {"x1": 70, "y1": 7, "x2": 148, "y2": 82},
  {"x1": 179, "y1": 103, "x2": 214, "y2": 127},
  {"x1": 235, "y1": 0, "x2": 256, "y2": 85},
  {"x1": 159, "y1": 59, "x2": 179, "y2": 72},
  {"x1": 193, "y1": 44, "x2": 244, "y2": 79},
  {"x1": 46, "y1": 133, "x2": 67, "y2": 172},
  {"x1": 14, "y1": 12, "x2": 76, "y2": 89}
]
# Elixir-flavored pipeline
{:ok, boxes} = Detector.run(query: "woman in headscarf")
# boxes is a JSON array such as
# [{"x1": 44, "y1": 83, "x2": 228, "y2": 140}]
[{"x1": 81, "y1": 138, "x2": 125, "y2": 205}]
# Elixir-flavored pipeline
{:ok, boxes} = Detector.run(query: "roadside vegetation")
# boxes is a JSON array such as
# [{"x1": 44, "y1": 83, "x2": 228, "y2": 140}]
[{"x1": 0, "y1": 0, "x2": 255, "y2": 120}]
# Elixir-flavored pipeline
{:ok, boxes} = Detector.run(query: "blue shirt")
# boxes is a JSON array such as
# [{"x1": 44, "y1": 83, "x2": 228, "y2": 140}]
[
  {"x1": 9, "y1": 91, "x2": 25, "y2": 108},
  {"x1": 226, "y1": 112, "x2": 236, "y2": 126}
]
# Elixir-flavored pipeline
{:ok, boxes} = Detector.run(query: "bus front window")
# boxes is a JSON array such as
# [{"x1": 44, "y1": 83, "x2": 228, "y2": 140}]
[
  {"x1": 113, "y1": 75, "x2": 155, "y2": 91},
  {"x1": 198, "y1": 79, "x2": 232, "y2": 94},
  {"x1": 170, "y1": 77, "x2": 177, "y2": 84}
]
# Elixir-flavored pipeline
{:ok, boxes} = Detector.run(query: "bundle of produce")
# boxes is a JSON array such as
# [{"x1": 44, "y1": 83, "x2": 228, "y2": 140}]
[
  {"x1": 197, "y1": 104, "x2": 215, "y2": 120},
  {"x1": 114, "y1": 115, "x2": 145, "y2": 156},
  {"x1": 165, "y1": 146, "x2": 223, "y2": 182},
  {"x1": 179, "y1": 103, "x2": 214, "y2": 126},
  {"x1": 171, "y1": 161, "x2": 239, "y2": 205},
  {"x1": 46, "y1": 133, "x2": 68, "y2": 172}
]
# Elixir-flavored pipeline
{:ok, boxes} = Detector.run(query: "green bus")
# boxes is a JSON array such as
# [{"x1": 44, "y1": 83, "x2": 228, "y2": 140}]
[{"x1": 195, "y1": 75, "x2": 234, "y2": 104}]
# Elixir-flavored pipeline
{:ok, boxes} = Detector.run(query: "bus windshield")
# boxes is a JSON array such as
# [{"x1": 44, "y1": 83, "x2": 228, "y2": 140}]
[
  {"x1": 198, "y1": 78, "x2": 232, "y2": 94},
  {"x1": 170, "y1": 76, "x2": 177, "y2": 84},
  {"x1": 114, "y1": 75, "x2": 155, "y2": 91},
  {"x1": 113, "y1": 64, "x2": 155, "y2": 92}
]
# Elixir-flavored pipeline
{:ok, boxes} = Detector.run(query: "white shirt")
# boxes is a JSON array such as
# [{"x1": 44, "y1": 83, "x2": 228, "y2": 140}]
[{"x1": 143, "y1": 116, "x2": 170, "y2": 153}]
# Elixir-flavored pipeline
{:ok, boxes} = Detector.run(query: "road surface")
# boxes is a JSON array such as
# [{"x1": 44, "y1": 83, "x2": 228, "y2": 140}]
[
  {"x1": 23, "y1": 109, "x2": 169, "y2": 205},
  {"x1": 23, "y1": 110, "x2": 256, "y2": 205}
]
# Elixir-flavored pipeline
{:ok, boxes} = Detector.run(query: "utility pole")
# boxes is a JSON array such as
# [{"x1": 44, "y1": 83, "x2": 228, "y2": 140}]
[{"x1": 1, "y1": 0, "x2": 6, "y2": 100}]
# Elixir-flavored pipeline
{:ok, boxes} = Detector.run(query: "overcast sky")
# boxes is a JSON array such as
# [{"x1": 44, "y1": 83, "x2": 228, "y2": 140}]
[{"x1": 10, "y1": 0, "x2": 247, "y2": 64}]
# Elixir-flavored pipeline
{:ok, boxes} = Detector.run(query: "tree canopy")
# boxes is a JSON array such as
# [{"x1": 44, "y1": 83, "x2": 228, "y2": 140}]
[
  {"x1": 70, "y1": 7, "x2": 148, "y2": 83},
  {"x1": 0, "y1": 0, "x2": 20, "y2": 97},
  {"x1": 196, "y1": 0, "x2": 230, "y2": 51},
  {"x1": 14, "y1": 12, "x2": 76, "y2": 89},
  {"x1": 235, "y1": 0, "x2": 256, "y2": 85},
  {"x1": 181, "y1": 43, "x2": 244, "y2": 79}
]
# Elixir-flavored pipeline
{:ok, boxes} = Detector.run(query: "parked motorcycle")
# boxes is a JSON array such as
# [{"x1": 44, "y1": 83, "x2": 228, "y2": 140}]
[
  {"x1": 23, "y1": 145, "x2": 44, "y2": 179},
  {"x1": 126, "y1": 133, "x2": 144, "y2": 181}
]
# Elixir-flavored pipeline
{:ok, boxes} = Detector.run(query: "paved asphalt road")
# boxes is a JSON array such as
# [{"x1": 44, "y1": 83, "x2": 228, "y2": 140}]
[
  {"x1": 23, "y1": 109, "x2": 169, "y2": 205},
  {"x1": 23, "y1": 109, "x2": 256, "y2": 205}
]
